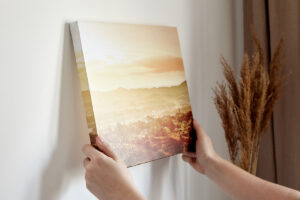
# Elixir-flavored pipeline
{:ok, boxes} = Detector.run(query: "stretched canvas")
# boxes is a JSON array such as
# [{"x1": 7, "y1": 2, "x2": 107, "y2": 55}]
[{"x1": 70, "y1": 21, "x2": 194, "y2": 167}]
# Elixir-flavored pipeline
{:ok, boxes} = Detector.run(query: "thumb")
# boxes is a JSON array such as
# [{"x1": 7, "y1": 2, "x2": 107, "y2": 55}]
[
  {"x1": 182, "y1": 155, "x2": 205, "y2": 174},
  {"x1": 96, "y1": 136, "x2": 118, "y2": 161},
  {"x1": 193, "y1": 120, "x2": 203, "y2": 139}
]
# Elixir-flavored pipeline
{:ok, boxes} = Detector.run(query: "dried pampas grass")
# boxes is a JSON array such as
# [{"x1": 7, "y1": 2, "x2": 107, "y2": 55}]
[{"x1": 213, "y1": 32, "x2": 286, "y2": 174}]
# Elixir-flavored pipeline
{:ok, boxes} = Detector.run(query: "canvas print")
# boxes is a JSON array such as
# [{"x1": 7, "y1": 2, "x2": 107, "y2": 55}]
[{"x1": 70, "y1": 21, "x2": 194, "y2": 167}]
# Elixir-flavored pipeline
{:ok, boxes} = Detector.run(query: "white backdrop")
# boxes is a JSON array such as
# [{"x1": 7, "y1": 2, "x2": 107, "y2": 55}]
[{"x1": 0, "y1": 0, "x2": 243, "y2": 199}]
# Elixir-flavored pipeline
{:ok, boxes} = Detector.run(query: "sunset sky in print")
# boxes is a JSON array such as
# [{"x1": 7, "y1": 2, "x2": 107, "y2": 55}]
[{"x1": 77, "y1": 22, "x2": 186, "y2": 92}]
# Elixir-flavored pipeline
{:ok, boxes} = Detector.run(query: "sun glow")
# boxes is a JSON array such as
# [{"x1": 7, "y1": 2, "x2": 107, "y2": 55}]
[{"x1": 77, "y1": 22, "x2": 186, "y2": 92}]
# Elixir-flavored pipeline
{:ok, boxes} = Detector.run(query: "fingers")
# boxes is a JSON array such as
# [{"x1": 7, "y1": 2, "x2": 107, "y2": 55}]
[
  {"x1": 182, "y1": 152, "x2": 197, "y2": 158},
  {"x1": 193, "y1": 120, "x2": 206, "y2": 139},
  {"x1": 96, "y1": 136, "x2": 118, "y2": 161},
  {"x1": 193, "y1": 120, "x2": 199, "y2": 131},
  {"x1": 82, "y1": 136, "x2": 119, "y2": 165},
  {"x1": 182, "y1": 155, "x2": 196, "y2": 164},
  {"x1": 83, "y1": 157, "x2": 90, "y2": 169},
  {"x1": 82, "y1": 144, "x2": 99, "y2": 159},
  {"x1": 182, "y1": 155, "x2": 205, "y2": 174}
]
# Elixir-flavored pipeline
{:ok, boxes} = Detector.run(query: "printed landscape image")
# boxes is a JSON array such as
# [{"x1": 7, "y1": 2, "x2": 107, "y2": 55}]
[{"x1": 72, "y1": 22, "x2": 194, "y2": 167}]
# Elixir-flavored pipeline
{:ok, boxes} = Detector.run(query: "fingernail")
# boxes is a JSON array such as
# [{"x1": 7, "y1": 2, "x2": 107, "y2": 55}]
[{"x1": 96, "y1": 136, "x2": 102, "y2": 145}]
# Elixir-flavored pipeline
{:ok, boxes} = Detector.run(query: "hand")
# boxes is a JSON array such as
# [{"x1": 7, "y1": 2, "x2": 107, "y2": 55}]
[
  {"x1": 82, "y1": 136, "x2": 145, "y2": 200},
  {"x1": 182, "y1": 120, "x2": 219, "y2": 174}
]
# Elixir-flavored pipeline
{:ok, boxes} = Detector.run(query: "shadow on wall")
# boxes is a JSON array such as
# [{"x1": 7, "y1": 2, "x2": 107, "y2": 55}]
[
  {"x1": 149, "y1": 157, "x2": 169, "y2": 200},
  {"x1": 39, "y1": 23, "x2": 186, "y2": 200},
  {"x1": 149, "y1": 155, "x2": 185, "y2": 200},
  {"x1": 39, "y1": 23, "x2": 89, "y2": 200}
]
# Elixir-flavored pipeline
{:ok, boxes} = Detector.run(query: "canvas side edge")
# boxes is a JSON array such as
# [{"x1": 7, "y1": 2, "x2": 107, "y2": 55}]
[{"x1": 69, "y1": 22, "x2": 98, "y2": 147}]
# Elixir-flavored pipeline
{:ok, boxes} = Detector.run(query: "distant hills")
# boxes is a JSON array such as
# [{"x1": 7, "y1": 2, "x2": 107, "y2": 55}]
[
  {"x1": 102, "y1": 80, "x2": 188, "y2": 94},
  {"x1": 90, "y1": 80, "x2": 191, "y2": 129}
]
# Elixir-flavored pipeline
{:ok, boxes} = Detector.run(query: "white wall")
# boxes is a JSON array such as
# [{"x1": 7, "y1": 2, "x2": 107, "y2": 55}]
[{"x1": 0, "y1": 0, "x2": 243, "y2": 199}]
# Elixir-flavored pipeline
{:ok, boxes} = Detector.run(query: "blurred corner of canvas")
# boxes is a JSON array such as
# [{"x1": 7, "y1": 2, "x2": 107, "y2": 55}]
[{"x1": 70, "y1": 21, "x2": 195, "y2": 167}]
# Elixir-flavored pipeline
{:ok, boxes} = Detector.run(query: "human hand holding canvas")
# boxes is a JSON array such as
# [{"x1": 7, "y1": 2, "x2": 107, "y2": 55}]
[
  {"x1": 183, "y1": 121, "x2": 300, "y2": 200},
  {"x1": 82, "y1": 137, "x2": 145, "y2": 200},
  {"x1": 182, "y1": 120, "x2": 218, "y2": 174},
  {"x1": 82, "y1": 120, "x2": 300, "y2": 200},
  {"x1": 81, "y1": 120, "x2": 217, "y2": 200}
]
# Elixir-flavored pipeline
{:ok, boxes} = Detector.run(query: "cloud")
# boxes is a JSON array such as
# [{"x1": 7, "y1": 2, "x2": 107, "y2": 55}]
[
  {"x1": 84, "y1": 56, "x2": 186, "y2": 91},
  {"x1": 133, "y1": 56, "x2": 184, "y2": 74}
]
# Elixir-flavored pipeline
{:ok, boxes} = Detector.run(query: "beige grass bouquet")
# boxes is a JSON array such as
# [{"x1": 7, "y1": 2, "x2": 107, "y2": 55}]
[{"x1": 213, "y1": 33, "x2": 286, "y2": 175}]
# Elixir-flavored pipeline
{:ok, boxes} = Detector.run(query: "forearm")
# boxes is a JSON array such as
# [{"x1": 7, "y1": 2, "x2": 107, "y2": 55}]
[
  {"x1": 205, "y1": 155, "x2": 300, "y2": 200},
  {"x1": 123, "y1": 187, "x2": 146, "y2": 200}
]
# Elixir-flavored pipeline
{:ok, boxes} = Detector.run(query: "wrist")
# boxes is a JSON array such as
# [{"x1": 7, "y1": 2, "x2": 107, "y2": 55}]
[
  {"x1": 122, "y1": 186, "x2": 145, "y2": 200},
  {"x1": 202, "y1": 153, "x2": 223, "y2": 177},
  {"x1": 125, "y1": 191, "x2": 145, "y2": 200}
]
